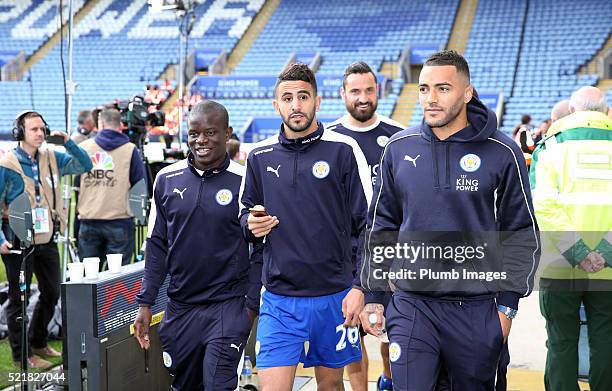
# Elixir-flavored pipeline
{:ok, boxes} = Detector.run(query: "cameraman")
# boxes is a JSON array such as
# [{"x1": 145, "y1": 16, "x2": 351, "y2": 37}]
[
  {"x1": 0, "y1": 110, "x2": 92, "y2": 368},
  {"x1": 77, "y1": 108, "x2": 145, "y2": 267}
]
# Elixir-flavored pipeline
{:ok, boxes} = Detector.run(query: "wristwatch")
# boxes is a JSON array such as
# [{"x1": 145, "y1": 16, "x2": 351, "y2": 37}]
[{"x1": 497, "y1": 304, "x2": 518, "y2": 320}]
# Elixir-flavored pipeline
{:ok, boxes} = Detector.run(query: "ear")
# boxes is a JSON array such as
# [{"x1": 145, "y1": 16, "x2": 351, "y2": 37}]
[
  {"x1": 272, "y1": 99, "x2": 280, "y2": 115},
  {"x1": 315, "y1": 95, "x2": 321, "y2": 112},
  {"x1": 340, "y1": 86, "x2": 346, "y2": 101},
  {"x1": 464, "y1": 84, "x2": 474, "y2": 103},
  {"x1": 225, "y1": 126, "x2": 233, "y2": 142}
]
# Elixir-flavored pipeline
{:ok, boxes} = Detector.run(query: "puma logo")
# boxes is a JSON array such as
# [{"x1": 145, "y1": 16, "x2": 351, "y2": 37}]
[
  {"x1": 404, "y1": 154, "x2": 420, "y2": 167},
  {"x1": 230, "y1": 343, "x2": 242, "y2": 352},
  {"x1": 173, "y1": 187, "x2": 187, "y2": 199},
  {"x1": 266, "y1": 165, "x2": 281, "y2": 178}
]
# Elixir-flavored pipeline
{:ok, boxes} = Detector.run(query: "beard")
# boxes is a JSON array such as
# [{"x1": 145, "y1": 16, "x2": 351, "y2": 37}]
[
  {"x1": 282, "y1": 108, "x2": 316, "y2": 133},
  {"x1": 424, "y1": 98, "x2": 464, "y2": 128},
  {"x1": 346, "y1": 100, "x2": 378, "y2": 123}
]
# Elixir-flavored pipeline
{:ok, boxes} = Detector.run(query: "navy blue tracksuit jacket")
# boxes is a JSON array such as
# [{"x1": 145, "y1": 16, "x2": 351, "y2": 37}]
[
  {"x1": 327, "y1": 114, "x2": 404, "y2": 187},
  {"x1": 137, "y1": 154, "x2": 262, "y2": 312},
  {"x1": 239, "y1": 122, "x2": 373, "y2": 297},
  {"x1": 362, "y1": 97, "x2": 540, "y2": 310}
]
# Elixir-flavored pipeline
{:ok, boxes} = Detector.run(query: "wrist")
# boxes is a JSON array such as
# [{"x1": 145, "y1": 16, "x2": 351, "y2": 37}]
[{"x1": 497, "y1": 304, "x2": 517, "y2": 320}]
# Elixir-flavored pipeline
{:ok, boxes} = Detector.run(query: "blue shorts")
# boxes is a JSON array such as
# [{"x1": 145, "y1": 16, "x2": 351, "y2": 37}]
[{"x1": 255, "y1": 287, "x2": 362, "y2": 369}]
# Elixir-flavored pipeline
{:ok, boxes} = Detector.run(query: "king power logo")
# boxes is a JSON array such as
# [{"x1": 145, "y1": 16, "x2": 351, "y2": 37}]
[
  {"x1": 85, "y1": 151, "x2": 116, "y2": 187},
  {"x1": 456, "y1": 174, "x2": 479, "y2": 192}
]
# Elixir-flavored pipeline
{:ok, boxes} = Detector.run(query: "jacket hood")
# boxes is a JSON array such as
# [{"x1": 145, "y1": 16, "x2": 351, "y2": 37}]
[
  {"x1": 421, "y1": 96, "x2": 498, "y2": 142},
  {"x1": 95, "y1": 129, "x2": 130, "y2": 151}
]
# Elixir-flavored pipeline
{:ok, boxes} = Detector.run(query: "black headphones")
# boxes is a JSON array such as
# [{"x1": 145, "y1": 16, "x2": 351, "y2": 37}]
[{"x1": 12, "y1": 110, "x2": 50, "y2": 141}]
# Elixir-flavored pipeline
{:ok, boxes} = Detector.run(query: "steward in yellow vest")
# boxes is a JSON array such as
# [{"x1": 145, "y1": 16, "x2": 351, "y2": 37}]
[{"x1": 531, "y1": 87, "x2": 612, "y2": 391}]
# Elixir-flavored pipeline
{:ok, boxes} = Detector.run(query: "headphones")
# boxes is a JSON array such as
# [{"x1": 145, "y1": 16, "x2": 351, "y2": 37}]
[{"x1": 12, "y1": 110, "x2": 50, "y2": 141}]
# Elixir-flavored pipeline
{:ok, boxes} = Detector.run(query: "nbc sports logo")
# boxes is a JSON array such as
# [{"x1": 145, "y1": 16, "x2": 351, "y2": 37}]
[{"x1": 90, "y1": 151, "x2": 114, "y2": 170}]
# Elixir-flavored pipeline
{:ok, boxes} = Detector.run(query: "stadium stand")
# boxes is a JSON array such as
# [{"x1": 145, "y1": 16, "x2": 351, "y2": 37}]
[
  {"x1": 501, "y1": 0, "x2": 610, "y2": 132},
  {"x1": 0, "y1": 0, "x2": 263, "y2": 136},
  {"x1": 0, "y1": 0, "x2": 609, "y2": 140},
  {"x1": 410, "y1": 0, "x2": 527, "y2": 128},
  {"x1": 216, "y1": 0, "x2": 459, "y2": 138}
]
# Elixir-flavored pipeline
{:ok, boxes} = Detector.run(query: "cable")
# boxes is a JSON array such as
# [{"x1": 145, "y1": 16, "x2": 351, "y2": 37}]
[{"x1": 59, "y1": 0, "x2": 68, "y2": 131}]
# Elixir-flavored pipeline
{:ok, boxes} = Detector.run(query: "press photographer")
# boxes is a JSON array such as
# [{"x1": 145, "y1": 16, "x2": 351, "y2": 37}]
[{"x1": 0, "y1": 110, "x2": 92, "y2": 369}]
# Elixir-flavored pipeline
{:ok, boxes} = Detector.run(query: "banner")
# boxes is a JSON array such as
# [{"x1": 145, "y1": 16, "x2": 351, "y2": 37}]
[
  {"x1": 193, "y1": 75, "x2": 387, "y2": 99},
  {"x1": 0, "y1": 51, "x2": 20, "y2": 67},
  {"x1": 409, "y1": 44, "x2": 442, "y2": 65},
  {"x1": 195, "y1": 49, "x2": 222, "y2": 70}
]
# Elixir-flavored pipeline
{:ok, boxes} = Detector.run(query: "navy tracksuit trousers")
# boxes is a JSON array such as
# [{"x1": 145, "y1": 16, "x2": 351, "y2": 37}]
[
  {"x1": 158, "y1": 296, "x2": 252, "y2": 390},
  {"x1": 387, "y1": 292, "x2": 506, "y2": 391}
]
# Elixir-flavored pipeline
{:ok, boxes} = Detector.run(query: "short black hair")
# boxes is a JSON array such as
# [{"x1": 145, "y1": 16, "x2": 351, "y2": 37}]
[
  {"x1": 342, "y1": 61, "x2": 377, "y2": 88},
  {"x1": 424, "y1": 50, "x2": 470, "y2": 82},
  {"x1": 275, "y1": 63, "x2": 317, "y2": 96},
  {"x1": 190, "y1": 100, "x2": 229, "y2": 129},
  {"x1": 521, "y1": 114, "x2": 531, "y2": 124},
  {"x1": 77, "y1": 109, "x2": 92, "y2": 125}
]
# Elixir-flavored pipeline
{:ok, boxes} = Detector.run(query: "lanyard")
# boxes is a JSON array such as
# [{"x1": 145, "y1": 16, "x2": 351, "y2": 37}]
[{"x1": 30, "y1": 155, "x2": 42, "y2": 205}]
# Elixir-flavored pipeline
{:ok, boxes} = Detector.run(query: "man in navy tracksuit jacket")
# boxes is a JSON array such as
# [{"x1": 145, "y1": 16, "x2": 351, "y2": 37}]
[
  {"x1": 360, "y1": 51, "x2": 540, "y2": 391},
  {"x1": 239, "y1": 63, "x2": 372, "y2": 389},
  {"x1": 134, "y1": 101, "x2": 261, "y2": 390},
  {"x1": 327, "y1": 61, "x2": 404, "y2": 391}
]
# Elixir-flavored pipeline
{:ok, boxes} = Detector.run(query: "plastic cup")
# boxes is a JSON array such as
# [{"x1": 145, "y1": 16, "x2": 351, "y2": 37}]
[
  {"x1": 83, "y1": 257, "x2": 100, "y2": 280},
  {"x1": 106, "y1": 254, "x2": 123, "y2": 274},
  {"x1": 67, "y1": 262, "x2": 84, "y2": 283}
]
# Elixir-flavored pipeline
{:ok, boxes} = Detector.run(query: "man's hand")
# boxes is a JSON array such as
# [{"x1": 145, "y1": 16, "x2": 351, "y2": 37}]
[
  {"x1": 134, "y1": 305, "x2": 152, "y2": 350},
  {"x1": 247, "y1": 213, "x2": 279, "y2": 238},
  {"x1": 587, "y1": 252, "x2": 606, "y2": 272},
  {"x1": 0, "y1": 241, "x2": 12, "y2": 255},
  {"x1": 246, "y1": 307, "x2": 257, "y2": 325},
  {"x1": 360, "y1": 303, "x2": 385, "y2": 336},
  {"x1": 579, "y1": 251, "x2": 606, "y2": 273},
  {"x1": 49, "y1": 130, "x2": 69, "y2": 144},
  {"x1": 342, "y1": 288, "x2": 364, "y2": 327},
  {"x1": 497, "y1": 311, "x2": 512, "y2": 343}
]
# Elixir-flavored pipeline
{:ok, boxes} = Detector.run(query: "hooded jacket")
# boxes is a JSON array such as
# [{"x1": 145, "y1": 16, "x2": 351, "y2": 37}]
[
  {"x1": 89, "y1": 129, "x2": 145, "y2": 188},
  {"x1": 362, "y1": 97, "x2": 540, "y2": 310}
]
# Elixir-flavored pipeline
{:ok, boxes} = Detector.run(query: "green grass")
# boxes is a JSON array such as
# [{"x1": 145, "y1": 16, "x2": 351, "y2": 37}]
[
  {"x1": 0, "y1": 260, "x2": 63, "y2": 387},
  {"x1": 0, "y1": 177, "x2": 147, "y2": 387},
  {"x1": 0, "y1": 181, "x2": 75, "y2": 387},
  {"x1": 0, "y1": 339, "x2": 63, "y2": 387}
]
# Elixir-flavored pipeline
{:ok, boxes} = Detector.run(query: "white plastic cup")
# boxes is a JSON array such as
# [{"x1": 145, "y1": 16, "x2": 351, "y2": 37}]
[
  {"x1": 107, "y1": 254, "x2": 123, "y2": 274},
  {"x1": 83, "y1": 257, "x2": 100, "y2": 280},
  {"x1": 67, "y1": 262, "x2": 84, "y2": 283}
]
